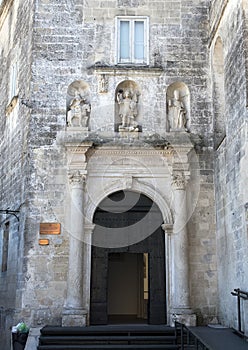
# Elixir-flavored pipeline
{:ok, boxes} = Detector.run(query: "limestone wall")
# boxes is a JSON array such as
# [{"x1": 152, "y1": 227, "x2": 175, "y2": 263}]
[
  {"x1": 19, "y1": 0, "x2": 218, "y2": 329},
  {"x1": 209, "y1": 0, "x2": 248, "y2": 334},
  {"x1": 30, "y1": 0, "x2": 212, "y2": 140},
  {"x1": 0, "y1": 0, "x2": 222, "y2": 344},
  {"x1": 0, "y1": 0, "x2": 35, "y2": 348}
]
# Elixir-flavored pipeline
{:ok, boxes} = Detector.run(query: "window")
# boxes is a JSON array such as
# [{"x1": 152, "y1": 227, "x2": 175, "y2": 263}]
[{"x1": 116, "y1": 17, "x2": 149, "y2": 65}]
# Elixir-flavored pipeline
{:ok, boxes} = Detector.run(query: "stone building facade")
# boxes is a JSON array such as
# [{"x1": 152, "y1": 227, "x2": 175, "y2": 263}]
[{"x1": 0, "y1": 0, "x2": 247, "y2": 348}]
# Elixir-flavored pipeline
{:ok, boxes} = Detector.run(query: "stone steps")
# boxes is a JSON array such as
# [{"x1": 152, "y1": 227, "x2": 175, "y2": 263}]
[
  {"x1": 38, "y1": 325, "x2": 179, "y2": 350},
  {"x1": 38, "y1": 345, "x2": 179, "y2": 350}
]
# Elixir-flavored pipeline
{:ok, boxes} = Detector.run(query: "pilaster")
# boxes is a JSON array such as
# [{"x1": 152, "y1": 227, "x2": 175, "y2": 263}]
[
  {"x1": 62, "y1": 142, "x2": 93, "y2": 327},
  {"x1": 168, "y1": 142, "x2": 196, "y2": 326}
]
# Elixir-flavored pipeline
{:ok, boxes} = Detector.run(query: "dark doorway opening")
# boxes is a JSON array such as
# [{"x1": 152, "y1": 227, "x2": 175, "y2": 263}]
[
  {"x1": 90, "y1": 191, "x2": 166, "y2": 325},
  {"x1": 107, "y1": 252, "x2": 148, "y2": 324}
]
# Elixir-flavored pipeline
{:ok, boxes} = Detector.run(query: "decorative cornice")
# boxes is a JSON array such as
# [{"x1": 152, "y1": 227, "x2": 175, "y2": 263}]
[
  {"x1": 65, "y1": 142, "x2": 93, "y2": 153},
  {"x1": 89, "y1": 147, "x2": 173, "y2": 157},
  {"x1": 66, "y1": 142, "x2": 93, "y2": 169}
]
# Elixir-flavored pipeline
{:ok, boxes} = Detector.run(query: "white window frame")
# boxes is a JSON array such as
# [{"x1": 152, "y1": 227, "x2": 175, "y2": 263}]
[{"x1": 116, "y1": 16, "x2": 149, "y2": 65}]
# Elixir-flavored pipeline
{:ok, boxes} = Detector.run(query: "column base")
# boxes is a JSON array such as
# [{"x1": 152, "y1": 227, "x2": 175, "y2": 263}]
[
  {"x1": 169, "y1": 309, "x2": 196, "y2": 327},
  {"x1": 62, "y1": 308, "x2": 88, "y2": 327}
]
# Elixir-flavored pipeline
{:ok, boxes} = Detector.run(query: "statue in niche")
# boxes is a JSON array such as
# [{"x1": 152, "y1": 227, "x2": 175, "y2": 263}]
[
  {"x1": 67, "y1": 92, "x2": 91, "y2": 128},
  {"x1": 168, "y1": 89, "x2": 187, "y2": 131},
  {"x1": 117, "y1": 88, "x2": 139, "y2": 131}
]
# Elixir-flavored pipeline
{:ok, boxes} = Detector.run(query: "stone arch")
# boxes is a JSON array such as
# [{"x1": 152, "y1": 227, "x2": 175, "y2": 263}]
[
  {"x1": 66, "y1": 80, "x2": 91, "y2": 128},
  {"x1": 90, "y1": 190, "x2": 167, "y2": 324},
  {"x1": 115, "y1": 80, "x2": 142, "y2": 132},
  {"x1": 212, "y1": 36, "x2": 226, "y2": 148},
  {"x1": 86, "y1": 180, "x2": 173, "y2": 227},
  {"x1": 166, "y1": 82, "x2": 190, "y2": 132}
]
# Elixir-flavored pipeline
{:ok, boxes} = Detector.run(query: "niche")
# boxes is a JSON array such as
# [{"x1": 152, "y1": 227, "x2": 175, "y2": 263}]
[
  {"x1": 166, "y1": 82, "x2": 190, "y2": 132},
  {"x1": 115, "y1": 80, "x2": 142, "y2": 132},
  {"x1": 66, "y1": 80, "x2": 91, "y2": 129}
]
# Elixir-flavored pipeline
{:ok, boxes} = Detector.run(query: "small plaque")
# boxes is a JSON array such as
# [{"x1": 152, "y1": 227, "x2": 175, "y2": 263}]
[
  {"x1": 39, "y1": 239, "x2": 50, "y2": 246},
  {"x1": 40, "y1": 223, "x2": 61, "y2": 235}
]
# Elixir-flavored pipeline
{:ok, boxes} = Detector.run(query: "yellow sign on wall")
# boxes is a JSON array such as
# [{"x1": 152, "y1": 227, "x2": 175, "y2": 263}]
[
  {"x1": 40, "y1": 223, "x2": 61, "y2": 235},
  {"x1": 39, "y1": 239, "x2": 50, "y2": 246}
]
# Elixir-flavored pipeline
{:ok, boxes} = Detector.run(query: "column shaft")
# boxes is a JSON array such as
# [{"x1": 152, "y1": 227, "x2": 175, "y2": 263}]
[
  {"x1": 172, "y1": 187, "x2": 190, "y2": 310},
  {"x1": 63, "y1": 173, "x2": 87, "y2": 326},
  {"x1": 170, "y1": 174, "x2": 196, "y2": 326}
]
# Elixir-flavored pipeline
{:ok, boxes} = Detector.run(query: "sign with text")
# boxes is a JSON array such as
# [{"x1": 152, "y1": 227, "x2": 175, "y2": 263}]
[{"x1": 40, "y1": 223, "x2": 61, "y2": 235}]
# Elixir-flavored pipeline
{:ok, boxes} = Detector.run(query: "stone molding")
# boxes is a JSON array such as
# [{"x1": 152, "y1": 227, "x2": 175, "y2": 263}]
[
  {"x1": 65, "y1": 142, "x2": 93, "y2": 155},
  {"x1": 93, "y1": 65, "x2": 163, "y2": 77},
  {"x1": 161, "y1": 223, "x2": 173, "y2": 235},
  {"x1": 88, "y1": 147, "x2": 174, "y2": 157}
]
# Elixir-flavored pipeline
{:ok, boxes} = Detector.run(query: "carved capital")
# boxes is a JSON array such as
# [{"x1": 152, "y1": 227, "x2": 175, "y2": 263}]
[
  {"x1": 84, "y1": 223, "x2": 95, "y2": 235},
  {"x1": 68, "y1": 170, "x2": 86, "y2": 187},
  {"x1": 171, "y1": 173, "x2": 186, "y2": 190},
  {"x1": 161, "y1": 223, "x2": 173, "y2": 235}
]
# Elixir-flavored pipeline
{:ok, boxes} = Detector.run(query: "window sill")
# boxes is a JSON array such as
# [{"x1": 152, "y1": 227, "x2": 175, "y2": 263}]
[{"x1": 91, "y1": 64, "x2": 163, "y2": 76}]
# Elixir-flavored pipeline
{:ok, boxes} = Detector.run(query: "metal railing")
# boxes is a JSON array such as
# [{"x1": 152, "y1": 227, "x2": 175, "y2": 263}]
[
  {"x1": 175, "y1": 322, "x2": 211, "y2": 350},
  {"x1": 231, "y1": 288, "x2": 248, "y2": 337}
]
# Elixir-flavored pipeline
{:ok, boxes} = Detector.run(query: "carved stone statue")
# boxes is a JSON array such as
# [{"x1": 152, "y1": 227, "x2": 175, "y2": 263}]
[
  {"x1": 117, "y1": 89, "x2": 139, "y2": 131},
  {"x1": 168, "y1": 89, "x2": 187, "y2": 131},
  {"x1": 67, "y1": 92, "x2": 91, "y2": 128},
  {"x1": 98, "y1": 74, "x2": 108, "y2": 93}
]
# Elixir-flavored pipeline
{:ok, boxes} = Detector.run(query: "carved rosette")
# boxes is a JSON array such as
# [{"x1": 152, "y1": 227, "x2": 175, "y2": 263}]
[
  {"x1": 68, "y1": 170, "x2": 86, "y2": 187},
  {"x1": 171, "y1": 173, "x2": 186, "y2": 190}
]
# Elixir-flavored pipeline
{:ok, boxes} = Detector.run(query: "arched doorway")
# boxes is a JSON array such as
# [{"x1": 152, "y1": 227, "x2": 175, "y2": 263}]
[{"x1": 90, "y1": 190, "x2": 166, "y2": 325}]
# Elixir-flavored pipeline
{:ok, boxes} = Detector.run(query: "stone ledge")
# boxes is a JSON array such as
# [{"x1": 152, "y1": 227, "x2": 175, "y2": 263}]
[{"x1": 91, "y1": 64, "x2": 163, "y2": 76}]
